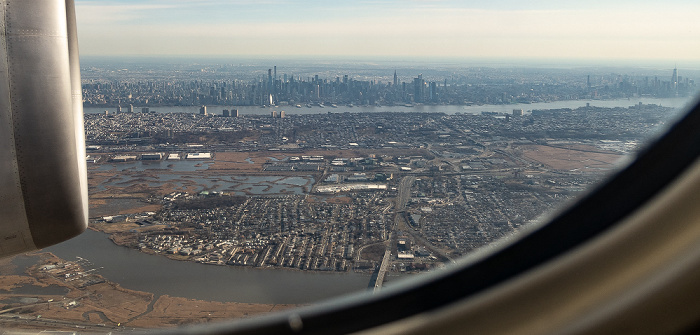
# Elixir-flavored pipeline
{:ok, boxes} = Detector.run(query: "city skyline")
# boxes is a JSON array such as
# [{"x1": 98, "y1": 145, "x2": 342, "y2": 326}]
[{"x1": 75, "y1": 1, "x2": 700, "y2": 66}]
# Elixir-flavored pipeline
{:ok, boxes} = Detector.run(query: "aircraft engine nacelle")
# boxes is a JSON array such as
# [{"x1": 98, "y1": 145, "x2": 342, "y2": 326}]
[{"x1": 0, "y1": 0, "x2": 87, "y2": 257}]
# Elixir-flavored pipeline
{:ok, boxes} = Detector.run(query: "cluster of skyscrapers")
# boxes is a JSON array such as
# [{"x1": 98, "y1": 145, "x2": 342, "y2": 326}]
[{"x1": 83, "y1": 64, "x2": 696, "y2": 110}]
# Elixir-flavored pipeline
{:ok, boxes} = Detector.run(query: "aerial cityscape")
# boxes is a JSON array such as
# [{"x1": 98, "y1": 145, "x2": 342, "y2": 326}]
[
  {"x1": 81, "y1": 59, "x2": 694, "y2": 108},
  {"x1": 0, "y1": 0, "x2": 699, "y2": 331},
  {"x1": 1, "y1": 57, "x2": 695, "y2": 331}
]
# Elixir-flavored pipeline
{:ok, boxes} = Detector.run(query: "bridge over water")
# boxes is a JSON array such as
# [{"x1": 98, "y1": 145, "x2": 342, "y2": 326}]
[{"x1": 368, "y1": 250, "x2": 391, "y2": 292}]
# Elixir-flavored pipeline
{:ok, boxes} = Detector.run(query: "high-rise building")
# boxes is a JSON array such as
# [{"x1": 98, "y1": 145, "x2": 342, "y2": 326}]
[
  {"x1": 672, "y1": 67, "x2": 679, "y2": 91},
  {"x1": 413, "y1": 74, "x2": 424, "y2": 103},
  {"x1": 429, "y1": 82, "x2": 437, "y2": 102},
  {"x1": 141, "y1": 107, "x2": 149, "y2": 113},
  {"x1": 232, "y1": 109, "x2": 239, "y2": 117},
  {"x1": 116, "y1": 105, "x2": 122, "y2": 114},
  {"x1": 393, "y1": 70, "x2": 398, "y2": 87},
  {"x1": 200, "y1": 105, "x2": 207, "y2": 115},
  {"x1": 271, "y1": 110, "x2": 278, "y2": 118},
  {"x1": 280, "y1": 110, "x2": 285, "y2": 118},
  {"x1": 223, "y1": 109, "x2": 230, "y2": 117},
  {"x1": 273, "y1": 66, "x2": 278, "y2": 98},
  {"x1": 268, "y1": 68, "x2": 273, "y2": 90},
  {"x1": 128, "y1": 104, "x2": 134, "y2": 113}
]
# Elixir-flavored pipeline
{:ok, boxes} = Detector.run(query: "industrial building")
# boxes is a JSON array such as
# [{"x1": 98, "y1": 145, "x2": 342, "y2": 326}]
[
  {"x1": 141, "y1": 153, "x2": 163, "y2": 160},
  {"x1": 186, "y1": 153, "x2": 212, "y2": 160}
]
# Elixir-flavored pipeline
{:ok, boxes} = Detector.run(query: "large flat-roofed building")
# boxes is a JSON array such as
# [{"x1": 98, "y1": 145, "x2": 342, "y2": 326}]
[
  {"x1": 141, "y1": 153, "x2": 163, "y2": 160},
  {"x1": 186, "y1": 153, "x2": 212, "y2": 160},
  {"x1": 110, "y1": 155, "x2": 137, "y2": 162}
]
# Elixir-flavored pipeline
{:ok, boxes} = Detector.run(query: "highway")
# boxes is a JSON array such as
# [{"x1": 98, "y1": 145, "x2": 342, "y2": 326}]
[
  {"x1": 370, "y1": 176, "x2": 415, "y2": 292},
  {"x1": 372, "y1": 249, "x2": 391, "y2": 293}
]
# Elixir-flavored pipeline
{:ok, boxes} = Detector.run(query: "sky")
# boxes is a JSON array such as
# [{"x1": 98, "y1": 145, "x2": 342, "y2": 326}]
[{"x1": 74, "y1": 0, "x2": 700, "y2": 64}]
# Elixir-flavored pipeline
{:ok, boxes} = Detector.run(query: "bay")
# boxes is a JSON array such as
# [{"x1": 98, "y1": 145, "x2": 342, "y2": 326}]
[{"x1": 44, "y1": 229, "x2": 370, "y2": 305}]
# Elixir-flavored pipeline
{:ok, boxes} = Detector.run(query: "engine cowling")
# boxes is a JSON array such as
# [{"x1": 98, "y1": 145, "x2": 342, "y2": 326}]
[{"x1": 0, "y1": 0, "x2": 87, "y2": 257}]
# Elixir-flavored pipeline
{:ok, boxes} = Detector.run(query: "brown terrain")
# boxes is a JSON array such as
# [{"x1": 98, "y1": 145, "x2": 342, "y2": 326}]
[
  {"x1": 520, "y1": 144, "x2": 624, "y2": 171},
  {"x1": 0, "y1": 252, "x2": 297, "y2": 331}
]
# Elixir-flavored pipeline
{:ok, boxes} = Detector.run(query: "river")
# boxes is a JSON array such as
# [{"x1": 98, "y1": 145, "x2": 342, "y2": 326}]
[
  {"x1": 43, "y1": 229, "x2": 370, "y2": 305},
  {"x1": 84, "y1": 97, "x2": 694, "y2": 116}
]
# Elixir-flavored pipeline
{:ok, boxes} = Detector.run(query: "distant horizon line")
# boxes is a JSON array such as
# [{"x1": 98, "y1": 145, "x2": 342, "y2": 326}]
[{"x1": 79, "y1": 54, "x2": 698, "y2": 69}]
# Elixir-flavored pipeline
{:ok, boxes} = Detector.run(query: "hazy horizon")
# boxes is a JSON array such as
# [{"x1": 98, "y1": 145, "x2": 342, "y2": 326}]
[
  {"x1": 79, "y1": 55, "x2": 700, "y2": 72},
  {"x1": 75, "y1": 1, "x2": 700, "y2": 66}
]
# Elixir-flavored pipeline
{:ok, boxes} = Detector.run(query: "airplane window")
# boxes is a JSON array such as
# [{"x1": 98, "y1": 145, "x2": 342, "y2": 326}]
[{"x1": 1, "y1": 0, "x2": 699, "y2": 333}]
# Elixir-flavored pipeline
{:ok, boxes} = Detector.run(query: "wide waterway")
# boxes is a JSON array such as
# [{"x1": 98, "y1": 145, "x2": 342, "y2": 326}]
[
  {"x1": 43, "y1": 229, "x2": 371, "y2": 305},
  {"x1": 84, "y1": 97, "x2": 693, "y2": 116}
]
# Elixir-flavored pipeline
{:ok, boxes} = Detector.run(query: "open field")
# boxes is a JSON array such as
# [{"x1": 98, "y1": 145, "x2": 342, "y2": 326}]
[
  {"x1": 520, "y1": 144, "x2": 624, "y2": 171},
  {"x1": 128, "y1": 295, "x2": 295, "y2": 328},
  {"x1": 209, "y1": 151, "x2": 288, "y2": 172}
]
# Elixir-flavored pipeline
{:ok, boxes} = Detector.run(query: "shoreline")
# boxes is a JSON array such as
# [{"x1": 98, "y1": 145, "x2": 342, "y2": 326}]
[
  {"x1": 101, "y1": 227, "x2": 376, "y2": 275},
  {"x1": 0, "y1": 249, "x2": 300, "y2": 331}
]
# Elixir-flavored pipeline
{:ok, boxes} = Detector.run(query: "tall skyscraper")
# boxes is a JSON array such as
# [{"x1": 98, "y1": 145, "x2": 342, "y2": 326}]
[
  {"x1": 429, "y1": 82, "x2": 437, "y2": 102},
  {"x1": 128, "y1": 104, "x2": 134, "y2": 113},
  {"x1": 672, "y1": 67, "x2": 679, "y2": 91},
  {"x1": 268, "y1": 69, "x2": 273, "y2": 95},
  {"x1": 413, "y1": 74, "x2": 424, "y2": 103},
  {"x1": 393, "y1": 70, "x2": 398, "y2": 87},
  {"x1": 200, "y1": 105, "x2": 207, "y2": 115},
  {"x1": 273, "y1": 66, "x2": 278, "y2": 97}
]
